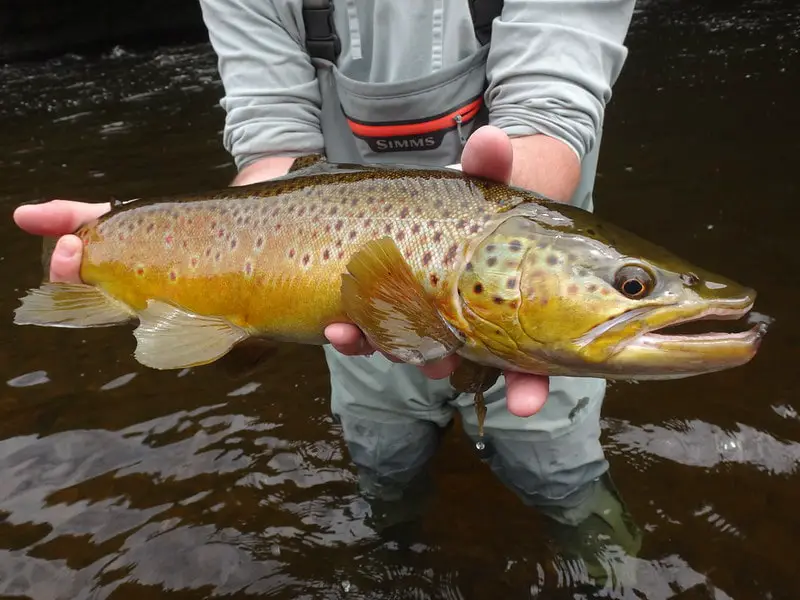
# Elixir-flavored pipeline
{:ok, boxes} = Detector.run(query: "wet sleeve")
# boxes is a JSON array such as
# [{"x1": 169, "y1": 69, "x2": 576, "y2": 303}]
[
  {"x1": 484, "y1": 0, "x2": 635, "y2": 161},
  {"x1": 199, "y1": 0, "x2": 324, "y2": 169}
]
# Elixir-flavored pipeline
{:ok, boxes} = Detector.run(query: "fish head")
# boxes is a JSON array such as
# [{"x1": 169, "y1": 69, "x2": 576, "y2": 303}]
[{"x1": 456, "y1": 203, "x2": 766, "y2": 379}]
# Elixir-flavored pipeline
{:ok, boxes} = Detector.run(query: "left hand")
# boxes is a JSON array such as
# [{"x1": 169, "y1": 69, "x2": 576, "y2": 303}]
[{"x1": 324, "y1": 125, "x2": 550, "y2": 418}]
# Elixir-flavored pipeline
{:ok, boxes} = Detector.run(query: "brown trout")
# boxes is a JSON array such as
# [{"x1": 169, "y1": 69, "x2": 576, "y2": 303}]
[{"x1": 14, "y1": 160, "x2": 766, "y2": 404}]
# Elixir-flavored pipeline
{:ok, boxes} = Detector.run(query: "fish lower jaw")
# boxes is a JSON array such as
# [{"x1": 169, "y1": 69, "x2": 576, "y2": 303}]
[{"x1": 635, "y1": 321, "x2": 768, "y2": 348}]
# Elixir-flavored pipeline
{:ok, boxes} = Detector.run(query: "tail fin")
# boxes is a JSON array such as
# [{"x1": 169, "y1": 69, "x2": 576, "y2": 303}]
[{"x1": 14, "y1": 282, "x2": 134, "y2": 328}]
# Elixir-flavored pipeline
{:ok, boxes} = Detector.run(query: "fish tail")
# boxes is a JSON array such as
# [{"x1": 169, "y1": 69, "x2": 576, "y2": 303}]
[{"x1": 14, "y1": 282, "x2": 135, "y2": 328}]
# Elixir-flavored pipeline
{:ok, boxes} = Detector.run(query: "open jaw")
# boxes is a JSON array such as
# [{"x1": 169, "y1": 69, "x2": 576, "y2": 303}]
[{"x1": 634, "y1": 303, "x2": 767, "y2": 349}]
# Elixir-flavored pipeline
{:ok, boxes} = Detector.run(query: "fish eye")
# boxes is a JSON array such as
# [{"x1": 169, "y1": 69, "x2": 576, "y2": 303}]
[{"x1": 613, "y1": 265, "x2": 654, "y2": 299}]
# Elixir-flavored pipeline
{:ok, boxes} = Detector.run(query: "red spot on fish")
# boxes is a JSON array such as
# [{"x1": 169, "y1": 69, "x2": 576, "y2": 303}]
[
  {"x1": 384, "y1": 224, "x2": 392, "y2": 234},
  {"x1": 399, "y1": 207, "x2": 409, "y2": 218},
  {"x1": 396, "y1": 231, "x2": 406, "y2": 241},
  {"x1": 118, "y1": 234, "x2": 125, "y2": 241},
  {"x1": 302, "y1": 254, "x2": 310, "y2": 265},
  {"x1": 191, "y1": 257, "x2": 198, "y2": 267},
  {"x1": 601, "y1": 288, "x2": 610, "y2": 296},
  {"x1": 165, "y1": 235, "x2": 174, "y2": 245},
  {"x1": 205, "y1": 248, "x2": 211, "y2": 257},
  {"x1": 509, "y1": 300, "x2": 518, "y2": 309},
  {"x1": 335, "y1": 220, "x2": 343, "y2": 232},
  {"x1": 567, "y1": 284, "x2": 579, "y2": 295},
  {"x1": 430, "y1": 274, "x2": 439, "y2": 286},
  {"x1": 169, "y1": 270, "x2": 177, "y2": 281},
  {"x1": 136, "y1": 267, "x2": 144, "y2": 276},
  {"x1": 329, "y1": 207, "x2": 338, "y2": 215},
  {"x1": 275, "y1": 224, "x2": 282, "y2": 231},
  {"x1": 325, "y1": 224, "x2": 331, "y2": 233},
  {"x1": 245, "y1": 262, "x2": 252, "y2": 275},
  {"x1": 365, "y1": 218, "x2": 372, "y2": 227},
  {"x1": 470, "y1": 224, "x2": 480, "y2": 234},
  {"x1": 147, "y1": 223, "x2": 154, "y2": 233},
  {"x1": 433, "y1": 232, "x2": 442, "y2": 243},
  {"x1": 338, "y1": 250, "x2": 345, "y2": 259},
  {"x1": 422, "y1": 252, "x2": 432, "y2": 266},
  {"x1": 411, "y1": 224, "x2": 420, "y2": 234},
  {"x1": 323, "y1": 249, "x2": 330, "y2": 260},
  {"x1": 256, "y1": 237, "x2": 264, "y2": 248},
  {"x1": 289, "y1": 249, "x2": 296, "y2": 258},
  {"x1": 298, "y1": 207, "x2": 306, "y2": 216},
  {"x1": 218, "y1": 229, "x2": 224, "y2": 238},
  {"x1": 349, "y1": 231, "x2": 357, "y2": 240}
]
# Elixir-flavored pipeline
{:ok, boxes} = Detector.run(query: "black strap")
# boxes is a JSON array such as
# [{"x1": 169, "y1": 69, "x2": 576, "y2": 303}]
[
  {"x1": 301, "y1": 0, "x2": 504, "y2": 61},
  {"x1": 468, "y1": 0, "x2": 505, "y2": 46},
  {"x1": 302, "y1": 0, "x2": 341, "y2": 62}
]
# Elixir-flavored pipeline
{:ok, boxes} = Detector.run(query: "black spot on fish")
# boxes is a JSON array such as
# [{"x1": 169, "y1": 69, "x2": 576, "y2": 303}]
[
  {"x1": 473, "y1": 283, "x2": 483, "y2": 294},
  {"x1": 507, "y1": 277, "x2": 517, "y2": 289},
  {"x1": 487, "y1": 257, "x2": 497, "y2": 267},
  {"x1": 547, "y1": 255, "x2": 559, "y2": 266},
  {"x1": 493, "y1": 296, "x2": 504, "y2": 304},
  {"x1": 509, "y1": 240, "x2": 522, "y2": 253}
]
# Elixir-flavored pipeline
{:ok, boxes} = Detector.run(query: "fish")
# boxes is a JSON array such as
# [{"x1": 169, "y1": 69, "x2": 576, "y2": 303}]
[{"x1": 13, "y1": 159, "x2": 767, "y2": 434}]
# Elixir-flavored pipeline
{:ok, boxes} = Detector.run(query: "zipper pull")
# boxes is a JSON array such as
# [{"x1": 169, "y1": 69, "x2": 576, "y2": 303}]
[{"x1": 454, "y1": 114, "x2": 468, "y2": 146}]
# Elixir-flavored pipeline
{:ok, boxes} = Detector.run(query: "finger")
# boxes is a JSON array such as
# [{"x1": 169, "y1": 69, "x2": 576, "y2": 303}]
[
  {"x1": 13, "y1": 200, "x2": 111, "y2": 236},
  {"x1": 324, "y1": 323, "x2": 374, "y2": 356},
  {"x1": 49, "y1": 235, "x2": 84, "y2": 284},
  {"x1": 460, "y1": 125, "x2": 514, "y2": 184},
  {"x1": 504, "y1": 371, "x2": 549, "y2": 417}
]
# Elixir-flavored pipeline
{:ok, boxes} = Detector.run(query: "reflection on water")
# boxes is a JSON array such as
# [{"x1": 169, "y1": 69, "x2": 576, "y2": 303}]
[{"x1": 1, "y1": 1, "x2": 799, "y2": 598}]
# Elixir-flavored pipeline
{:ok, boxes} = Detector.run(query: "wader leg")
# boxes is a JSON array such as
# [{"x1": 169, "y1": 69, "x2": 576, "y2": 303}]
[{"x1": 323, "y1": 346, "x2": 455, "y2": 536}]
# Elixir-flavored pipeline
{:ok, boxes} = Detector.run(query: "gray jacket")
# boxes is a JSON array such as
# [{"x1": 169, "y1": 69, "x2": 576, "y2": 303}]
[{"x1": 198, "y1": 0, "x2": 635, "y2": 170}]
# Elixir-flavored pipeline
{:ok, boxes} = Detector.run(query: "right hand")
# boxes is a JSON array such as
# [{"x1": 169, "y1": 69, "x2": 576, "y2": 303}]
[{"x1": 13, "y1": 200, "x2": 111, "y2": 283}]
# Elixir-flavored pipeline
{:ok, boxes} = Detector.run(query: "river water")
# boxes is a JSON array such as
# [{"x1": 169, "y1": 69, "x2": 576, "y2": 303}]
[{"x1": 0, "y1": 1, "x2": 798, "y2": 598}]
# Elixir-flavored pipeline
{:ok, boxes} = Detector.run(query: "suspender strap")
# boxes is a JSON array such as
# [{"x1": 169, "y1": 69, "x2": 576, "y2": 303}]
[
  {"x1": 468, "y1": 0, "x2": 505, "y2": 46},
  {"x1": 301, "y1": 0, "x2": 341, "y2": 62},
  {"x1": 301, "y1": 0, "x2": 504, "y2": 61}
]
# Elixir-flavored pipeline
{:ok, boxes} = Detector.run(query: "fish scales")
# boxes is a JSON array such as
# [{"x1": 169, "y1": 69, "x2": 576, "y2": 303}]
[{"x1": 77, "y1": 168, "x2": 517, "y2": 342}]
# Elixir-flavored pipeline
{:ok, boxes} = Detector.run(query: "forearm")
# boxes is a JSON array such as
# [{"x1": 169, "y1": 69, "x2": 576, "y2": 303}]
[
  {"x1": 509, "y1": 134, "x2": 581, "y2": 203},
  {"x1": 231, "y1": 155, "x2": 296, "y2": 186}
]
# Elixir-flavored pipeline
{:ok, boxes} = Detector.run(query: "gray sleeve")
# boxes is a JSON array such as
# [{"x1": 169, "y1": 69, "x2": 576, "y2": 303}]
[
  {"x1": 199, "y1": 0, "x2": 324, "y2": 170},
  {"x1": 484, "y1": 0, "x2": 636, "y2": 161}
]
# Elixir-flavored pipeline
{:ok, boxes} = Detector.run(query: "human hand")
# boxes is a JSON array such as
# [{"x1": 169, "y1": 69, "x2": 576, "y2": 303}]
[
  {"x1": 324, "y1": 125, "x2": 550, "y2": 417},
  {"x1": 13, "y1": 200, "x2": 111, "y2": 283}
]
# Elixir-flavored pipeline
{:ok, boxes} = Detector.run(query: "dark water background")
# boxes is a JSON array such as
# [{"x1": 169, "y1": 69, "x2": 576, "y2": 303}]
[{"x1": 0, "y1": 0, "x2": 798, "y2": 597}]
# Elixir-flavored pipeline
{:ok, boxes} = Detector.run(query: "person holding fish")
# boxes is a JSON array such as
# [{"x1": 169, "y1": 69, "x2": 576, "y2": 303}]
[{"x1": 14, "y1": 0, "x2": 649, "y2": 590}]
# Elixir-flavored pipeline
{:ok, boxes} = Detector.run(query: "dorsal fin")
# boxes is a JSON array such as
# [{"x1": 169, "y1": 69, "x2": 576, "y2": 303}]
[{"x1": 288, "y1": 153, "x2": 328, "y2": 175}]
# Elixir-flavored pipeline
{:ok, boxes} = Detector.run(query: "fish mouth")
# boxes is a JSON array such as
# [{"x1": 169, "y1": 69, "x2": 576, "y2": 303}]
[
  {"x1": 636, "y1": 301, "x2": 765, "y2": 347},
  {"x1": 597, "y1": 293, "x2": 769, "y2": 379}
]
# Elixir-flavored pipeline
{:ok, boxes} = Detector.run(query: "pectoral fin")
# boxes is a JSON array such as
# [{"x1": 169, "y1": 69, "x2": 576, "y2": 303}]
[
  {"x1": 133, "y1": 300, "x2": 249, "y2": 370},
  {"x1": 14, "y1": 282, "x2": 135, "y2": 327},
  {"x1": 341, "y1": 238, "x2": 464, "y2": 365}
]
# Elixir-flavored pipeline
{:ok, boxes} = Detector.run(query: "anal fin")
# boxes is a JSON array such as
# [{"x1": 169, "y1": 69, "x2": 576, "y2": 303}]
[
  {"x1": 14, "y1": 282, "x2": 135, "y2": 328},
  {"x1": 133, "y1": 300, "x2": 249, "y2": 370},
  {"x1": 341, "y1": 237, "x2": 464, "y2": 365}
]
